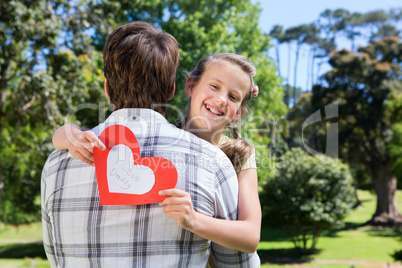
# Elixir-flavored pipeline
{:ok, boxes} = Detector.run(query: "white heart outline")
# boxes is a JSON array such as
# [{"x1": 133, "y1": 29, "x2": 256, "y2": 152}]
[{"x1": 107, "y1": 144, "x2": 155, "y2": 195}]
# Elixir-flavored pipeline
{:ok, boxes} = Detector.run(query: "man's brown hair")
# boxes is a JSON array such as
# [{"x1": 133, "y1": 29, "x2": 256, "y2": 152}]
[{"x1": 103, "y1": 21, "x2": 179, "y2": 113}]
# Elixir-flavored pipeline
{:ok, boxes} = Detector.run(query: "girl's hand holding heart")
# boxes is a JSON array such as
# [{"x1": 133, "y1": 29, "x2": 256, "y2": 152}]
[{"x1": 159, "y1": 189, "x2": 199, "y2": 230}]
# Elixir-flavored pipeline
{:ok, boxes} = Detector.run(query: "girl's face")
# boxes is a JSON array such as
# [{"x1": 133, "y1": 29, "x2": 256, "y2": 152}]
[{"x1": 185, "y1": 61, "x2": 250, "y2": 137}]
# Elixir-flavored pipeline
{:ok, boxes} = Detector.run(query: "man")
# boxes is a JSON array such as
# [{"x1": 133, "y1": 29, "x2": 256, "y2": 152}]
[{"x1": 41, "y1": 21, "x2": 260, "y2": 267}]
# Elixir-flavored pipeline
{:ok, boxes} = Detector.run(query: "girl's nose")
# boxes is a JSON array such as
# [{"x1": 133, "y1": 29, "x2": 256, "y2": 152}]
[{"x1": 215, "y1": 93, "x2": 227, "y2": 107}]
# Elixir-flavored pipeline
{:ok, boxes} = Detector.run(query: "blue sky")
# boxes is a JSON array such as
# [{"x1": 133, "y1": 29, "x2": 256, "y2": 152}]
[{"x1": 252, "y1": 0, "x2": 401, "y2": 91}]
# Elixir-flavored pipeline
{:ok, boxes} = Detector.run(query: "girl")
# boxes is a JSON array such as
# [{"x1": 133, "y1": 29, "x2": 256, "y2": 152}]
[{"x1": 53, "y1": 53, "x2": 261, "y2": 254}]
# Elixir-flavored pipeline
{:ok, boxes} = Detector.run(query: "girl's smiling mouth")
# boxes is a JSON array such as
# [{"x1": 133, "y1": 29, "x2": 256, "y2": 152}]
[{"x1": 205, "y1": 103, "x2": 224, "y2": 116}]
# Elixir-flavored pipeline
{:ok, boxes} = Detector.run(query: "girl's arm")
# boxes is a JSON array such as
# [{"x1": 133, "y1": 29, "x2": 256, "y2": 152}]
[
  {"x1": 159, "y1": 168, "x2": 261, "y2": 253},
  {"x1": 52, "y1": 123, "x2": 105, "y2": 165}
]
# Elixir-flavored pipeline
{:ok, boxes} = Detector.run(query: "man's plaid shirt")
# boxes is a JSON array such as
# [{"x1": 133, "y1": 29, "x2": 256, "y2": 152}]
[{"x1": 41, "y1": 109, "x2": 260, "y2": 267}]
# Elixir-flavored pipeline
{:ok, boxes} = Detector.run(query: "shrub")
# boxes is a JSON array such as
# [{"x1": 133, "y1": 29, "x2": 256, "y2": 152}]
[
  {"x1": 392, "y1": 247, "x2": 402, "y2": 262},
  {"x1": 260, "y1": 147, "x2": 354, "y2": 253}
]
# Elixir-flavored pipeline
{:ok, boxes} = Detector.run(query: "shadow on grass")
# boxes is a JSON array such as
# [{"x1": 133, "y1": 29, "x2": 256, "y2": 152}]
[
  {"x1": 366, "y1": 226, "x2": 402, "y2": 237},
  {"x1": 260, "y1": 226, "x2": 290, "y2": 242},
  {"x1": 257, "y1": 248, "x2": 320, "y2": 264},
  {"x1": 320, "y1": 197, "x2": 374, "y2": 237},
  {"x1": 321, "y1": 222, "x2": 364, "y2": 238},
  {"x1": 261, "y1": 221, "x2": 365, "y2": 241},
  {"x1": 0, "y1": 242, "x2": 46, "y2": 259},
  {"x1": 358, "y1": 198, "x2": 374, "y2": 204}
]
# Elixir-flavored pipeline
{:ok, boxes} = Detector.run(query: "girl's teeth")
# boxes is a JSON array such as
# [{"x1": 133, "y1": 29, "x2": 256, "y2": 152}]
[
  {"x1": 206, "y1": 105, "x2": 222, "y2": 115},
  {"x1": 210, "y1": 108, "x2": 221, "y2": 115}
]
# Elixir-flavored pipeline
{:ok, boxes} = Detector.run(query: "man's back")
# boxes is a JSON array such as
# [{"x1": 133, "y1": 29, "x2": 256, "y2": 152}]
[{"x1": 42, "y1": 109, "x2": 258, "y2": 267}]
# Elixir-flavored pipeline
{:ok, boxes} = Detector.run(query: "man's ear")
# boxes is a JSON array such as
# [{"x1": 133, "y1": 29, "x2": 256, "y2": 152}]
[
  {"x1": 233, "y1": 106, "x2": 247, "y2": 122},
  {"x1": 104, "y1": 79, "x2": 110, "y2": 98},
  {"x1": 185, "y1": 77, "x2": 194, "y2": 97},
  {"x1": 168, "y1": 82, "x2": 176, "y2": 100}
]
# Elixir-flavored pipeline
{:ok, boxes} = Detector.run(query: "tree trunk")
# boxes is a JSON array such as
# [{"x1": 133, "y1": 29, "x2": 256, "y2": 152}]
[
  {"x1": 293, "y1": 45, "x2": 300, "y2": 103},
  {"x1": 0, "y1": 123, "x2": 4, "y2": 217},
  {"x1": 367, "y1": 162, "x2": 402, "y2": 226},
  {"x1": 0, "y1": 161, "x2": 3, "y2": 217},
  {"x1": 351, "y1": 175, "x2": 362, "y2": 208},
  {"x1": 310, "y1": 224, "x2": 321, "y2": 251},
  {"x1": 352, "y1": 184, "x2": 362, "y2": 209},
  {"x1": 268, "y1": 122, "x2": 276, "y2": 158},
  {"x1": 315, "y1": 61, "x2": 324, "y2": 84},
  {"x1": 351, "y1": 36, "x2": 356, "y2": 52},
  {"x1": 287, "y1": 43, "x2": 292, "y2": 88},
  {"x1": 306, "y1": 48, "x2": 311, "y2": 90},
  {"x1": 275, "y1": 43, "x2": 281, "y2": 77},
  {"x1": 311, "y1": 55, "x2": 315, "y2": 89}
]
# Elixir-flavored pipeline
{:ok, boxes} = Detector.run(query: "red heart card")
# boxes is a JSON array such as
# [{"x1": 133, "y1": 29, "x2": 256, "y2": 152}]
[{"x1": 93, "y1": 124, "x2": 178, "y2": 205}]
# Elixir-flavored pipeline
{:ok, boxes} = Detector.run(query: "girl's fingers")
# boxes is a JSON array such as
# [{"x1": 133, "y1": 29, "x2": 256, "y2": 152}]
[
  {"x1": 72, "y1": 150, "x2": 94, "y2": 166},
  {"x1": 162, "y1": 204, "x2": 188, "y2": 213},
  {"x1": 159, "y1": 188, "x2": 188, "y2": 197},
  {"x1": 85, "y1": 131, "x2": 106, "y2": 150},
  {"x1": 74, "y1": 133, "x2": 93, "y2": 149},
  {"x1": 159, "y1": 196, "x2": 188, "y2": 206},
  {"x1": 79, "y1": 148, "x2": 94, "y2": 162},
  {"x1": 164, "y1": 211, "x2": 184, "y2": 219}
]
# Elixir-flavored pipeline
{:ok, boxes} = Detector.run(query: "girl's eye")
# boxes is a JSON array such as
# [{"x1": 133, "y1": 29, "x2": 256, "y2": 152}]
[
  {"x1": 211, "y1": 84, "x2": 219, "y2": 90},
  {"x1": 230, "y1": 95, "x2": 239, "y2": 101}
]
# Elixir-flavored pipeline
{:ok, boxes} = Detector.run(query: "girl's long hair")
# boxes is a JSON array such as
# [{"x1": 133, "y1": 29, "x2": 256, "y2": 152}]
[{"x1": 220, "y1": 126, "x2": 254, "y2": 172}]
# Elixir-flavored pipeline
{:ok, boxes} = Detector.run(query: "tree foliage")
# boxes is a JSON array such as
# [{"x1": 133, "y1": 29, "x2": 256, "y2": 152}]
[
  {"x1": 386, "y1": 89, "x2": 402, "y2": 186},
  {"x1": 0, "y1": 0, "x2": 105, "y2": 223},
  {"x1": 260, "y1": 148, "x2": 354, "y2": 253}
]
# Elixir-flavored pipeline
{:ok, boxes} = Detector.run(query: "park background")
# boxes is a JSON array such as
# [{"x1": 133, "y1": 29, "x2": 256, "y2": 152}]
[{"x1": 0, "y1": 0, "x2": 401, "y2": 267}]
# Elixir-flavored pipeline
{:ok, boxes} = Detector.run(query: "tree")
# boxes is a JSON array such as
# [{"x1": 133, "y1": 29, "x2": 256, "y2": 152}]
[
  {"x1": 269, "y1": 25, "x2": 285, "y2": 77},
  {"x1": 282, "y1": 84, "x2": 302, "y2": 107},
  {"x1": 386, "y1": 89, "x2": 402, "y2": 187},
  {"x1": 311, "y1": 37, "x2": 402, "y2": 226},
  {"x1": 261, "y1": 148, "x2": 354, "y2": 253},
  {"x1": 287, "y1": 93, "x2": 365, "y2": 208},
  {"x1": 388, "y1": 90, "x2": 402, "y2": 268},
  {"x1": 318, "y1": 9, "x2": 350, "y2": 43},
  {"x1": 284, "y1": 24, "x2": 319, "y2": 102},
  {"x1": 342, "y1": 12, "x2": 363, "y2": 51},
  {"x1": 388, "y1": 7, "x2": 402, "y2": 34},
  {"x1": 0, "y1": 0, "x2": 63, "y2": 222},
  {"x1": 373, "y1": 24, "x2": 400, "y2": 41},
  {"x1": 303, "y1": 26, "x2": 321, "y2": 90},
  {"x1": 361, "y1": 10, "x2": 388, "y2": 42},
  {"x1": 0, "y1": 0, "x2": 105, "y2": 223},
  {"x1": 313, "y1": 38, "x2": 336, "y2": 85}
]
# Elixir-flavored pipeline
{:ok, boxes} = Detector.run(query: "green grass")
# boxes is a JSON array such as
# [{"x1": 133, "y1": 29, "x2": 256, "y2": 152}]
[
  {"x1": 0, "y1": 190, "x2": 400, "y2": 268},
  {"x1": 0, "y1": 222, "x2": 49, "y2": 268},
  {"x1": 258, "y1": 190, "x2": 402, "y2": 267},
  {"x1": 0, "y1": 222, "x2": 43, "y2": 243},
  {"x1": 259, "y1": 264, "x2": 382, "y2": 268}
]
